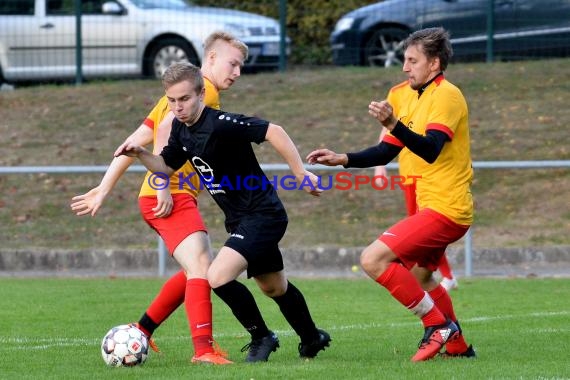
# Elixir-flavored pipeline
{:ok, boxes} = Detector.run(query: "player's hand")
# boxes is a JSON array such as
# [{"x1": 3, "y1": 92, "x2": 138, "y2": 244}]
[
  {"x1": 153, "y1": 189, "x2": 173, "y2": 217},
  {"x1": 369, "y1": 100, "x2": 397, "y2": 130},
  {"x1": 70, "y1": 186, "x2": 106, "y2": 216},
  {"x1": 306, "y1": 149, "x2": 348, "y2": 166},
  {"x1": 114, "y1": 141, "x2": 143, "y2": 157},
  {"x1": 296, "y1": 170, "x2": 323, "y2": 197},
  {"x1": 373, "y1": 166, "x2": 388, "y2": 187}
]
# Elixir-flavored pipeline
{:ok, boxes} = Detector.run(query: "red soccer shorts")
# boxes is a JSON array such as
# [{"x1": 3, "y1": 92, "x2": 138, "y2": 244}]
[
  {"x1": 378, "y1": 208, "x2": 469, "y2": 271},
  {"x1": 402, "y1": 183, "x2": 418, "y2": 217},
  {"x1": 139, "y1": 193, "x2": 207, "y2": 255}
]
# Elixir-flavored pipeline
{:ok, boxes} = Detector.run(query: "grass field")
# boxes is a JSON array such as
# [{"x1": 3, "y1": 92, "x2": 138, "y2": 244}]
[
  {"x1": 0, "y1": 59, "x2": 569, "y2": 252},
  {"x1": 1, "y1": 277, "x2": 568, "y2": 379}
]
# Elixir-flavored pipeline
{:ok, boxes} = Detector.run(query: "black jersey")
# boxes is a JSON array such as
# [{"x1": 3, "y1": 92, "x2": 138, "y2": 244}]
[{"x1": 161, "y1": 107, "x2": 287, "y2": 229}]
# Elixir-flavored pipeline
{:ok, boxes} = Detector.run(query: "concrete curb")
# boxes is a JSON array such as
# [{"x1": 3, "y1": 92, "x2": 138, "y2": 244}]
[{"x1": 0, "y1": 246, "x2": 569, "y2": 278}]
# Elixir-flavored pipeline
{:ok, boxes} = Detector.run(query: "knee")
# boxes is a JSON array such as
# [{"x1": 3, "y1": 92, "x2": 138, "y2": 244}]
[
  {"x1": 255, "y1": 275, "x2": 287, "y2": 297},
  {"x1": 360, "y1": 246, "x2": 378, "y2": 274},
  {"x1": 259, "y1": 284, "x2": 285, "y2": 298},
  {"x1": 207, "y1": 267, "x2": 225, "y2": 289},
  {"x1": 360, "y1": 244, "x2": 392, "y2": 278}
]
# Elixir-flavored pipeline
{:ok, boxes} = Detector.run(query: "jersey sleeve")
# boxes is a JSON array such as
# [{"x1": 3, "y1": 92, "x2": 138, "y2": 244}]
[
  {"x1": 382, "y1": 81, "x2": 407, "y2": 146},
  {"x1": 214, "y1": 111, "x2": 269, "y2": 144},
  {"x1": 143, "y1": 96, "x2": 170, "y2": 132},
  {"x1": 160, "y1": 122, "x2": 188, "y2": 172},
  {"x1": 425, "y1": 86, "x2": 466, "y2": 139}
]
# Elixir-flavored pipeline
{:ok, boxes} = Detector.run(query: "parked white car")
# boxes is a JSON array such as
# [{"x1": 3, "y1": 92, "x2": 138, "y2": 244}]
[{"x1": 0, "y1": 0, "x2": 289, "y2": 83}]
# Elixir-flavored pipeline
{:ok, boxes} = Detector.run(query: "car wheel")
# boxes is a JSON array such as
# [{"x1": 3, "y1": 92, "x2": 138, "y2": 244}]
[
  {"x1": 145, "y1": 37, "x2": 199, "y2": 79},
  {"x1": 363, "y1": 28, "x2": 408, "y2": 67}
]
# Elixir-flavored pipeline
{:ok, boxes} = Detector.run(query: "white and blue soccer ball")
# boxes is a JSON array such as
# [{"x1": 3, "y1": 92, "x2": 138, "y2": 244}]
[{"x1": 101, "y1": 324, "x2": 149, "y2": 367}]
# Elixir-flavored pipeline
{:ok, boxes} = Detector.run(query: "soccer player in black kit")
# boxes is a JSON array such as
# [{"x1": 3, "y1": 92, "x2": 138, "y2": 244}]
[{"x1": 115, "y1": 62, "x2": 331, "y2": 363}]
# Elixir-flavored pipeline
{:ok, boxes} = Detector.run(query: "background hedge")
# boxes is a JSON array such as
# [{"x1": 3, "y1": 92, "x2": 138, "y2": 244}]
[{"x1": 193, "y1": 0, "x2": 380, "y2": 65}]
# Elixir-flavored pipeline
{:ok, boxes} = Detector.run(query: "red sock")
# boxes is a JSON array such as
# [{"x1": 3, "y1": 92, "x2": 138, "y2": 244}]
[
  {"x1": 185, "y1": 278, "x2": 214, "y2": 357},
  {"x1": 146, "y1": 270, "x2": 186, "y2": 326},
  {"x1": 429, "y1": 285, "x2": 469, "y2": 353},
  {"x1": 438, "y1": 254, "x2": 453, "y2": 279},
  {"x1": 376, "y1": 263, "x2": 446, "y2": 327}
]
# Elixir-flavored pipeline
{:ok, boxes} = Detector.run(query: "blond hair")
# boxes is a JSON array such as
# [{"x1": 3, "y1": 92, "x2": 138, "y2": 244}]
[
  {"x1": 162, "y1": 62, "x2": 204, "y2": 93},
  {"x1": 203, "y1": 30, "x2": 249, "y2": 61}
]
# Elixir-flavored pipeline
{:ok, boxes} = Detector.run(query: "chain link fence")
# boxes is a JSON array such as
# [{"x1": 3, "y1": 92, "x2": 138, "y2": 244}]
[{"x1": 1, "y1": 0, "x2": 570, "y2": 85}]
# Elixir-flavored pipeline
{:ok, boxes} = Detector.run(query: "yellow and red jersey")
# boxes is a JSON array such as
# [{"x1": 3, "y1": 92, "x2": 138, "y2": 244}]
[
  {"x1": 384, "y1": 81, "x2": 414, "y2": 184},
  {"x1": 383, "y1": 76, "x2": 473, "y2": 225},
  {"x1": 203, "y1": 76, "x2": 220, "y2": 110},
  {"x1": 138, "y1": 77, "x2": 221, "y2": 198}
]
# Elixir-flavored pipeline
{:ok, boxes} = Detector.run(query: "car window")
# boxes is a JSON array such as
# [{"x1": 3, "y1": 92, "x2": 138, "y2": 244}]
[
  {"x1": 46, "y1": 0, "x2": 110, "y2": 15},
  {"x1": 46, "y1": 0, "x2": 73, "y2": 15},
  {"x1": 0, "y1": 0, "x2": 35, "y2": 15},
  {"x1": 130, "y1": 0, "x2": 191, "y2": 10}
]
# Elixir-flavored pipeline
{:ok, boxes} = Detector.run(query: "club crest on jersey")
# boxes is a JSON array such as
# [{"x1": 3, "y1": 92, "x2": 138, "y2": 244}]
[{"x1": 192, "y1": 156, "x2": 214, "y2": 183}]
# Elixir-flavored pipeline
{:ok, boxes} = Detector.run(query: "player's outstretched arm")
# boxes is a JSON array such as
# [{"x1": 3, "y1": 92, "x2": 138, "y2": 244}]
[
  {"x1": 114, "y1": 142, "x2": 174, "y2": 178},
  {"x1": 306, "y1": 148, "x2": 348, "y2": 167},
  {"x1": 70, "y1": 124, "x2": 154, "y2": 217},
  {"x1": 70, "y1": 155, "x2": 135, "y2": 217},
  {"x1": 265, "y1": 123, "x2": 322, "y2": 196}
]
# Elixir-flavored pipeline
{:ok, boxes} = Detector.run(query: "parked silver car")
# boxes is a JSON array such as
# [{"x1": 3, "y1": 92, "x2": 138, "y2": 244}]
[{"x1": 0, "y1": 0, "x2": 289, "y2": 83}]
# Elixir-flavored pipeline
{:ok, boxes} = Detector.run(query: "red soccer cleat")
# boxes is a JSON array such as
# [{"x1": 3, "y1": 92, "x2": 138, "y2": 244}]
[
  {"x1": 191, "y1": 352, "x2": 234, "y2": 365},
  {"x1": 411, "y1": 320, "x2": 459, "y2": 362}
]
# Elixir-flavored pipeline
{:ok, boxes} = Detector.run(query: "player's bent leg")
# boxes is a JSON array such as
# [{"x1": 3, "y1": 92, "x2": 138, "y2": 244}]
[
  {"x1": 438, "y1": 255, "x2": 458, "y2": 291},
  {"x1": 173, "y1": 230, "x2": 212, "y2": 278},
  {"x1": 410, "y1": 265, "x2": 439, "y2": 292},
  {"x1": 254, "y1": 271, "x2": 288, "y2": 298},
  {"x1": 264, "y1": 278, "x2": 332, "y2": 359},
  {"x1": 206, "y1": 247, "x2": 248, "y2": 289},
  {"x1": 360, "y1": 239, "x2": 399, "y2": 279},
  {"x1": 208, "y1": 248, "x2": 277, "y2": 362},
  {"x1": 135, "y1": 269, "x2": 187, "y2": 352},
  {"x1": 172, "y1": 232, "x2": 233, "y2": 364}
]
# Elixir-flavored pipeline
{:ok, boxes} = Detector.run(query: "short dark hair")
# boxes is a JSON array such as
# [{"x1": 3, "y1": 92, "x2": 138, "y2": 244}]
[{"x1": 403, "y1": 27, "x2": 453, "y2": 70}]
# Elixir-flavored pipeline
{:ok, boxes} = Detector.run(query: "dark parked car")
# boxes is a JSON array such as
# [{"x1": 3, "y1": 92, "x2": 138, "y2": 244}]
[{"x1": 331, "y1": 0, "x2": 570, "y2": 67}]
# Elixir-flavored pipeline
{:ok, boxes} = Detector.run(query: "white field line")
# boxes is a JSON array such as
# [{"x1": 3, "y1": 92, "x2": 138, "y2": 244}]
[{"x1": 1, "y1": 310, "x2": 568, "y2": 351}]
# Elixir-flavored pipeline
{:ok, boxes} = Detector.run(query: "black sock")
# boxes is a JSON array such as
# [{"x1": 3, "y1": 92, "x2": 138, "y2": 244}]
[
  {"x1": 138, "y1": 313, "x2": 159, "y2": 337},
  {"x1": 271, "y1": 281, "x2": 318, "y2": 343},
  {"x1": 213, "y1": 280, "x2": 270, "y2": 340}
]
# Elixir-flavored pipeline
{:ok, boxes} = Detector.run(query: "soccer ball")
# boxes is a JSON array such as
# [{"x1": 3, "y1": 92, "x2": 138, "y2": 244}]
[{"x1": 101, "y1": 324, "x2": 149, "y2": 367}]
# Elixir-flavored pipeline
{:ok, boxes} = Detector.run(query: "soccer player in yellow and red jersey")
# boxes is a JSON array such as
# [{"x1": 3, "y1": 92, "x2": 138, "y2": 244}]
[
  {"x1": 374, "y1": 94, "x2": 459, "y2": 291},
  {"x1": 70, "y1": 31, "x2": 247, "y2": 365},
  {"x1": 307, "y1": 27, "x2": 475, "y2": 362}
]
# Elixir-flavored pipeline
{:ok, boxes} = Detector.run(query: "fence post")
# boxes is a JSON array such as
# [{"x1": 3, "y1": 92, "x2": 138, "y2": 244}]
[
  {"x1": 486, "y1": 0, "x2": 495, "y2": 63},
  {"x1": 464, "y1": 227, "x2": 473, "y2": 277},
  {"x1": 279, "y1": 0, "x2": 287, "y2": 72},
  {"x1": 74, "y1": 0, "x2": 83, "y2": 85},
  {"x1": 158, "y1": 237, "x2": 167, "y2": 277}
]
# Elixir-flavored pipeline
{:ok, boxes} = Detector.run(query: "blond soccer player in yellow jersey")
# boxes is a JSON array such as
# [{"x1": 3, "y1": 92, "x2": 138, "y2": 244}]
[
  {"x1": 307, "y1": 27, "x2": 475, "y2": 362},
  {"x1": 70, "y1": 31, "x2": 247, "y2": 365}
]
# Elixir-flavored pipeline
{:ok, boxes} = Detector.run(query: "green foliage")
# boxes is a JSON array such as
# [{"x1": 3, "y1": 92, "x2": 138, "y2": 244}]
[
  {"x1": 0, "y1": 277, "x2": 569, "y2": 379},
  {"x1": 192, "y1": 0, "x2": 380, "y2": 64}
]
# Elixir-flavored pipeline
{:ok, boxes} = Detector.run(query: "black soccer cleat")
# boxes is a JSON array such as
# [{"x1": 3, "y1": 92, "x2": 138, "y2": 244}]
[
  {"x1": 439, "y1": 344, "x2": 477, "y2": 359},
  {"x1": 241, "y1": 331, "x2": 280, "y2": 362},
  {"x1": 298, "y1": 329, "x2": 331, "y2": 359}
]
